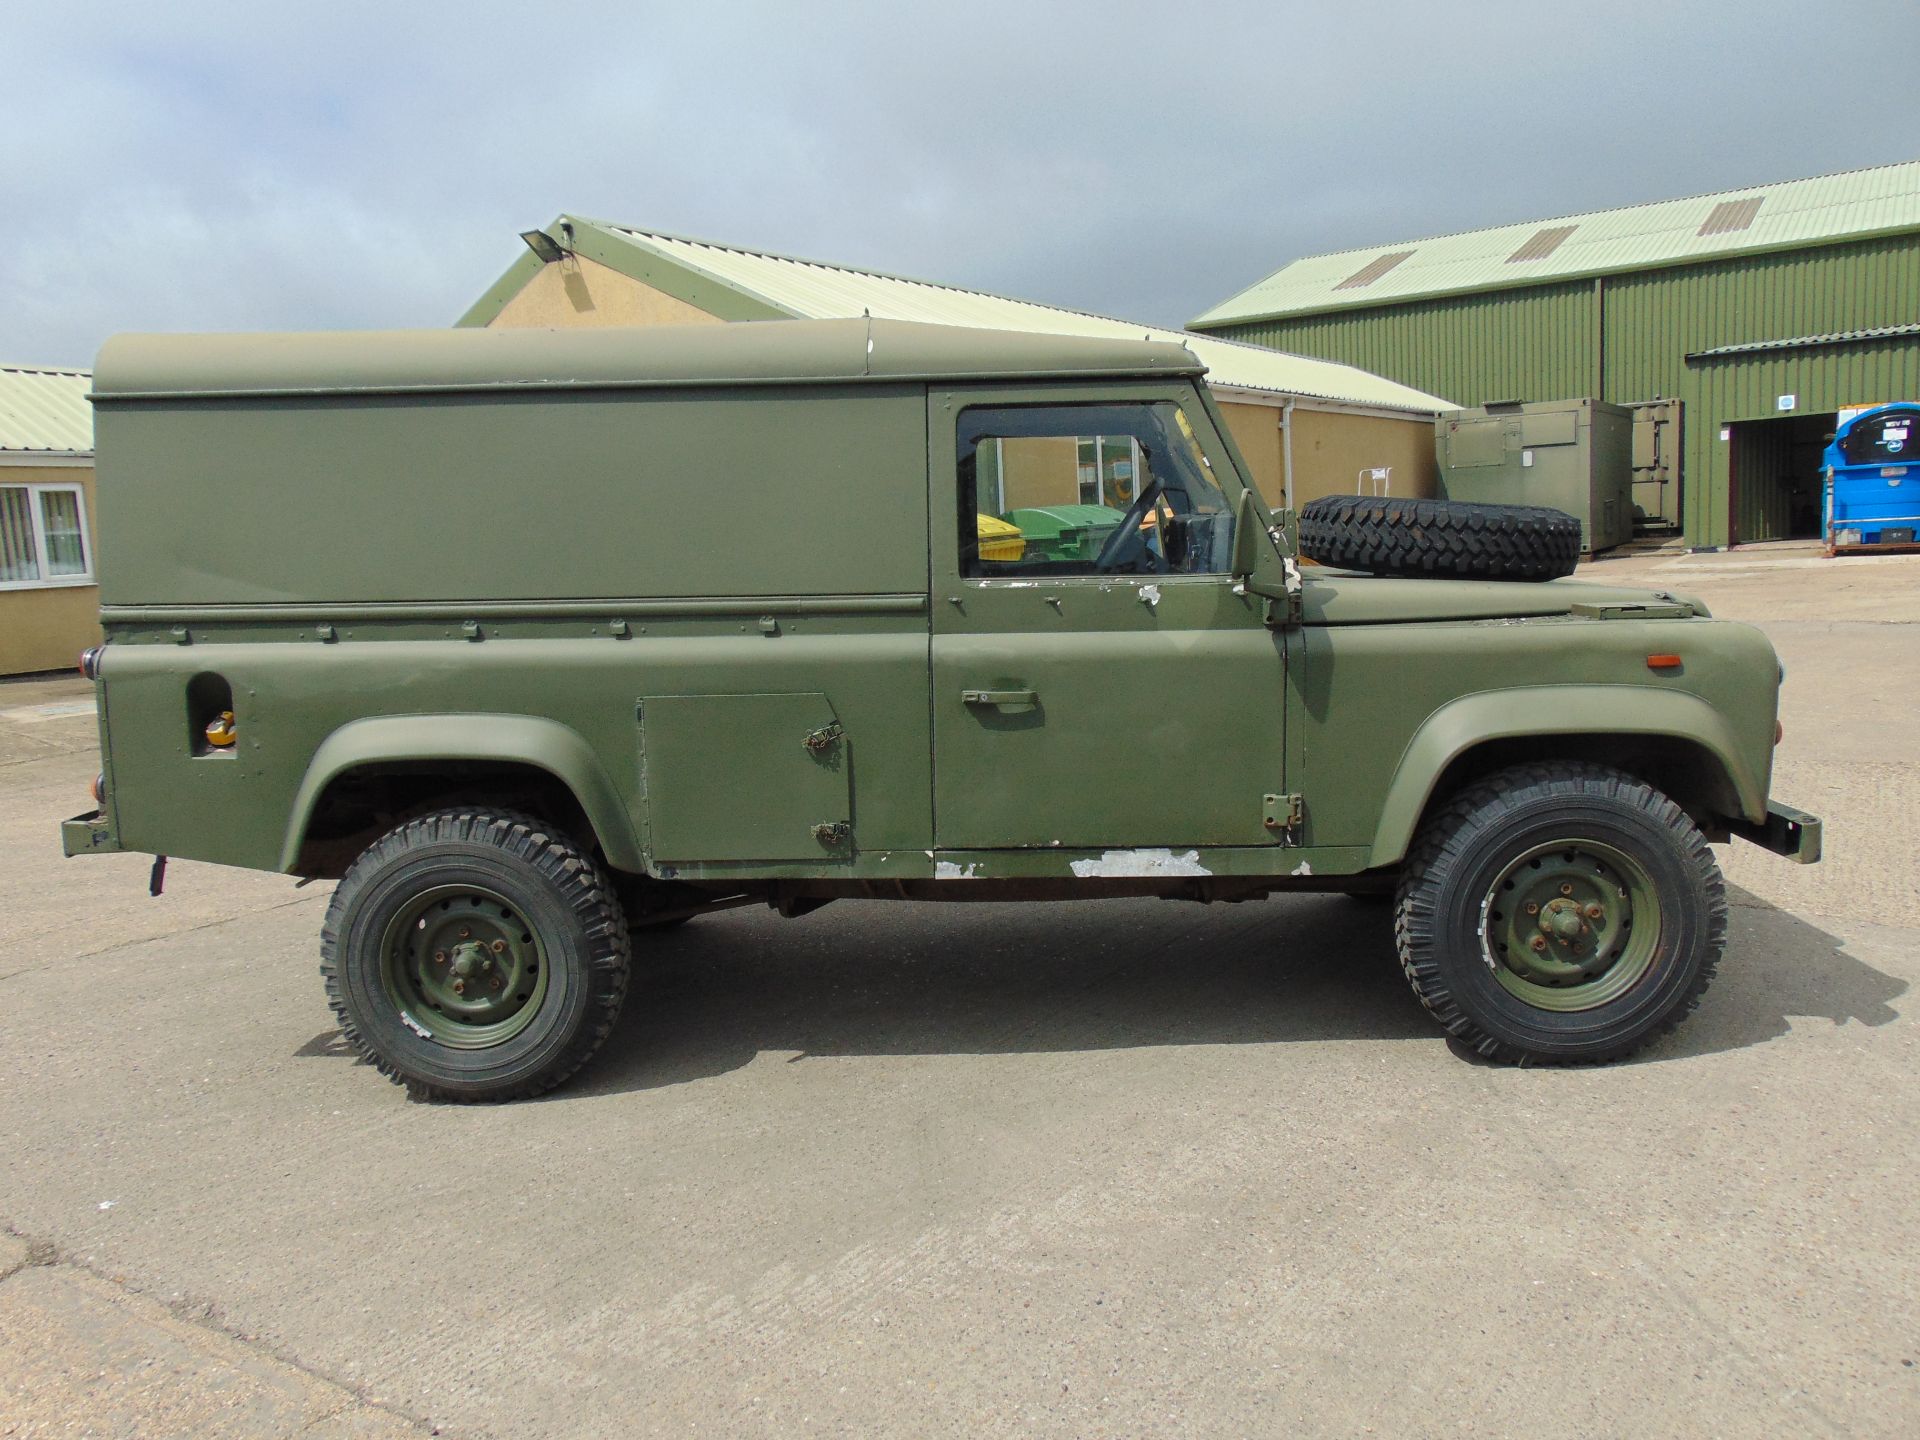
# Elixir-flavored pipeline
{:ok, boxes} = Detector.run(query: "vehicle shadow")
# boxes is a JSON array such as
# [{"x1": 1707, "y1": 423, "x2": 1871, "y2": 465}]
[
  {"x1": 1652, "y1": 883, "x2": 1905, "y2": 1061},
  {"x1": 573, "y1": 892, "x2": 1426, "y2": 1096},
  {"x1": 296, "y1": 883, "x2": 1905, "y2": 1095},
  {"x1": 1438, "y1": 881, "x2": 1904, "y2": 1065}
]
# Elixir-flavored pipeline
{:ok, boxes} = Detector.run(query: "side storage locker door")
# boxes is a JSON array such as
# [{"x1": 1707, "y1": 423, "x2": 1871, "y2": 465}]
[{"x1": 640, "y1": 693, "x2": 849, "y2": 862}]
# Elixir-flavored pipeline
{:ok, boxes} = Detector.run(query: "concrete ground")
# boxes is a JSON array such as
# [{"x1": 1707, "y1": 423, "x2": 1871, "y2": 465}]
[{"x1": 2, "y1": 543, "x2": 1915, "y2": 1438}]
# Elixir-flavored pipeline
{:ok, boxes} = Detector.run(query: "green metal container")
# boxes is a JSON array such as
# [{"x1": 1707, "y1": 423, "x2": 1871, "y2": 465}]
[
  {"x1": 1434, "y1": 398, "x2": 1634, "y2": 554},
  {"x1": 1000, "y1": 504, "x2": 1125, "y2": 563}
]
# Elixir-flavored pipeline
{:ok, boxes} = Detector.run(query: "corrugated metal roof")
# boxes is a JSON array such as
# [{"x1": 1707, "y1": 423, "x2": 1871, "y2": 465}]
[
  {"x1": 0, "y1": 364, "x2": 94, "y2": 454},
  {"x1": 1191, "y1": 160, "x2": 1920, "y2": 328},
  {"x1": 578, "y1": 221, "x2": 1452, "y2": 412}
]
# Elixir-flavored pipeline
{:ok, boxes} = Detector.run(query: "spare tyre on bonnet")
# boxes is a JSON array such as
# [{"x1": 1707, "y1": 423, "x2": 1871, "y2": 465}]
[{"x1": 1300, "y1": 494, "x2": 1582, "y2": 581}]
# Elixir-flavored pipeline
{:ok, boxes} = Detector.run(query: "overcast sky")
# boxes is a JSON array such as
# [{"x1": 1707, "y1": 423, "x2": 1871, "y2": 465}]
[{"x1": 5, "y1": 1, "x2": 1917, "y2": 367}]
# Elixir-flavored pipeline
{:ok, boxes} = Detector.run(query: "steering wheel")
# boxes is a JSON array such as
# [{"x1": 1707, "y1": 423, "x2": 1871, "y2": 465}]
[{"x1": 1090, "y1": 485, "x2": 1170, "y2": 574}]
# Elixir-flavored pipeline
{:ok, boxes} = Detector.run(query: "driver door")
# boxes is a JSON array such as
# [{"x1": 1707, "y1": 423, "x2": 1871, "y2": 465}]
[{"x1": 928, "y1": 384, "x2": 1288, "y2": 851}]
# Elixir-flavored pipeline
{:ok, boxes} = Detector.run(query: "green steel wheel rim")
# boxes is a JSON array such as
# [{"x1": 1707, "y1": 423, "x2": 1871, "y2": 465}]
[
  {"x1": 378, "y1": 883, "x2": 551, "y2": 1049},
  {"x1": 1480, "y1": 839, "x2": 1662, "y2": 1013}
]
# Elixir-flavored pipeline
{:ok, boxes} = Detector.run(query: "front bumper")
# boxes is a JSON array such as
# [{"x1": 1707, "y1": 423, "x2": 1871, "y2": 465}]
[
  {"x1": 1728, "y1": 801, "x2": 1821, "y2": 864},
  {"x1": 62, "y1": 809, "x2": 124, "y2": 857}
]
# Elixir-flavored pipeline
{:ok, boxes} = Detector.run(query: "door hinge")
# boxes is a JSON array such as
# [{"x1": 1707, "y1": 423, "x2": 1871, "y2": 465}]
[
  {"x1": 1263, "y1": 793, "x2": 1304, "y2": 842},
  {"x1": 802, "y1": 721, "x2": 844, "y2": 754}
]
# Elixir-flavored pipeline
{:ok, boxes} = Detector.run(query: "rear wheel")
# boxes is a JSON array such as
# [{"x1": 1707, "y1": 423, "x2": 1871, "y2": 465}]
[
  {"x1": 1394, "y1": 763, "x2": 1725, "y2": 1064},
  {"x1": 322, "y1": 808, "x2": 630, "y2": 1102}
]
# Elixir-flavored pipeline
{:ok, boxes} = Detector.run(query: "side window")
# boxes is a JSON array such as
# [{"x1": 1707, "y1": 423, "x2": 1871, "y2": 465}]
[{"x1": 958, "y1": 403, "x2": 1232, "y2": 579}]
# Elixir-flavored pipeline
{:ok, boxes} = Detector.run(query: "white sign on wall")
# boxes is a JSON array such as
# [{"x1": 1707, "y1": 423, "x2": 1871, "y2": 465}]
[{"x1": 1776, "y1": 394, "x2": 1797, "y2": 411}]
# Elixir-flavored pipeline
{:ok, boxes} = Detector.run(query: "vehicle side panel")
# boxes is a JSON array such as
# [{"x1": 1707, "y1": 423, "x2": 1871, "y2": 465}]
[
  {"x1": 98, "y1": 617, "x2": 933, "y2": 874},
  {"x1": 1290, "y1": 614, "x2": 1780, "y2": 854},
  {"x1": 93, "y1": 384, "x2": 927, "y2": 606}
]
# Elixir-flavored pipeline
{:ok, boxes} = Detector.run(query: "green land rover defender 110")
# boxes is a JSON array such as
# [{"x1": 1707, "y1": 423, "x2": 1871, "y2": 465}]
[{"x1": 63, "y1": 319, "x2": 1820, "y2": 1100}]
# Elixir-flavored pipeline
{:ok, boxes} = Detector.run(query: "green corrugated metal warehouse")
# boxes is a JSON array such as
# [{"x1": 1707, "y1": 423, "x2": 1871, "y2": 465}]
[{"x1": 1190, "y1": 162, "x2": 1920, "y2": 548}]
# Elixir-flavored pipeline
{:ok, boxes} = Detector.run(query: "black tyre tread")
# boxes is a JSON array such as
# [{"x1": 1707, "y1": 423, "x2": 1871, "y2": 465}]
[
  {"x1": 1393, "y1": 762, "x2": 1726, "y2": 1065},
  {"x1": 1299, "y1": 494, "x2": 1581, "y2": 581},
  {"x1": 320, "y1": 807, "x2": 630, "y2": 1103}
]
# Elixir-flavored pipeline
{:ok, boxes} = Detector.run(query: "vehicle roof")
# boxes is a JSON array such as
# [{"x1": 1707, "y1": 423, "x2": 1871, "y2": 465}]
[{"x1": 92, "y1": 318, "x2": 1205, "y2": 400}]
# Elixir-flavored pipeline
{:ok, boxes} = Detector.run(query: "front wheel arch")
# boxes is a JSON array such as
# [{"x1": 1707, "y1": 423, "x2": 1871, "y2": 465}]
[{"x1": 1368, "y1": 688, "x2": 1763, "y2": 868}]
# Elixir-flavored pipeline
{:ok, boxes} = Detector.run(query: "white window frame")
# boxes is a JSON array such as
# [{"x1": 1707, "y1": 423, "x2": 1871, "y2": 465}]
[{"x1": 0, "y1": 482, "x2": 95, "y2": 590}]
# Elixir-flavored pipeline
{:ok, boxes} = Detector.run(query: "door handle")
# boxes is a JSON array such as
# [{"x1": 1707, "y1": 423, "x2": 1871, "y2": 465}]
[{"x1": 961, "y1": 689, "x2": 1039, "y2": 710}]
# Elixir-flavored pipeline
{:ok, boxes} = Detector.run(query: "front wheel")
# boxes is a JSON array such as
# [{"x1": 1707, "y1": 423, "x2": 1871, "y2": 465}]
[
  {"x1": 322, "y1": 808, "x2": 631, "y2": 1102},
  {"x1": 1394, "y1": 763, "x2": 1726, "y2": 1064}
]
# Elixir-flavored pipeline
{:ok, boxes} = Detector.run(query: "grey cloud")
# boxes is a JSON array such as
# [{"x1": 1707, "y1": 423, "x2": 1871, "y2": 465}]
[{"x1": 4, "y1": 0, "x2": 1916, "y2": 365}]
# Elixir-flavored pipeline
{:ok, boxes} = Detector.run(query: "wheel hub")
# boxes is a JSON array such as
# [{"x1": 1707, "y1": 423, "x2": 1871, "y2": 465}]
[
  {"x1": 1481, "y1": 841, "x2": 1659, "y2": 1011},
  {"x1": 380, "y1": 885, "x2": 548, "y2": 1047}
]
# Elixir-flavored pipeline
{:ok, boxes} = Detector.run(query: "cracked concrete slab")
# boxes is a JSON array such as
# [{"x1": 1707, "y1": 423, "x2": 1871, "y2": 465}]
[{"x1": 0, "y1": 1263, "x2": 423, "y2": 1439}]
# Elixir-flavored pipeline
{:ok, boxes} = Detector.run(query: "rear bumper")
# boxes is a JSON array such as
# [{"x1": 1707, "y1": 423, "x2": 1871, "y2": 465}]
[
  {"x1": 1728, "y1": 801, "x2": 1821, "y2": 864},
  {"x1": 62, "y1": 809, "x2": 124, "y2": 857}
]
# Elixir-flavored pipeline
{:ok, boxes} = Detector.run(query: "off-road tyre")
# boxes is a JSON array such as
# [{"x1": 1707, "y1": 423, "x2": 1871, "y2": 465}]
[
  {"x1": 1299, "y1": 495, "x2": 1582, "y2": 581},
  {"x1": 322, "y1": 808, "x2": 630, "y2": 1102},
  {"x1": 1394, "y1": 763, "x2": 1726, "y2": 1064}
]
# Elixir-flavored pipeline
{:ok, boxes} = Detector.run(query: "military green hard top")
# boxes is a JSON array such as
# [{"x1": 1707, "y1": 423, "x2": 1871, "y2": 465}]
[{"x1": 91, "y1": 318, "x2": 1207, "y2": 401}]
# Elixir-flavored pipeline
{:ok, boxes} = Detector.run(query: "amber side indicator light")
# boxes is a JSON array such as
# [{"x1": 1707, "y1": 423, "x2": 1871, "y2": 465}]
[
  {"x1": 1775, "y1": 720, "x2": 1785, "y2": 746},
  {"x1": 1645, "y1": 654, "x2": 1683, "y2": 671},
  {"x1": 91, "y1": 772, "x2": 105, "y2": 805},
  {"x1": 78, "y1": 646, "x2": 103, "y2": 680}
]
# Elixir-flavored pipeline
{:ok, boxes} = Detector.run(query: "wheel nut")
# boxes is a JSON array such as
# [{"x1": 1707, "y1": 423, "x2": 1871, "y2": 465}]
[
  {"x1": 459, "y1": 927, "x2": 471, "y2": 938},
  {"x1": 1585, "y1": 904, "x2": 1603, "y2": 920},
  {"x1": 1530, "y1": 935, "x2": 1548, "y2": 952},
  {"x1": 1524, "y1": 902, "x2": 1539, "y2": 915},
  {"x1": 491, "y1": 939, "x2": 506, "y2": 954},
  {"x1": 1559, "y1": 883, "x2": 1574, "y2": 896},
  {"x1": 451, "y1": 978, "x2": 466, "y2": 995},
  {"x1": 491, "y1": 976, "x2": 502, "y2": 990},
  {"x1": 433, "y1": 950, "x2": 447, "y2": 964}
]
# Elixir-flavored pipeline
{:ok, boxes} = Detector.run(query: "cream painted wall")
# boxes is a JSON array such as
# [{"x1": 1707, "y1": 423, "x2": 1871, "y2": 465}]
[
  {"x1": 1218, "y1": 402, "x2": 1437, "y2": 509},
  {"x1": 1217, "y1": 402, "x2": 1285, "y2": 508},
  {"x1": 1288, "y1": 409, "x2": 1438, "y2": 506},
  {"x1": 489, "y1": 256, "x2": 724, "y2": 329},
  {"x1": 1, "y1": 462, "x2": 101, "y2": 675},
  {"x1": 996, "y1": 436, "x2": 1082, "y2": 511}
]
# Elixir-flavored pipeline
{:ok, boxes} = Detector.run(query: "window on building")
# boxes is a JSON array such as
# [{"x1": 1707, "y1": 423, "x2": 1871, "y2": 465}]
[{"x1": 0, "y1": 483, "x2": 94, "y2": 588}]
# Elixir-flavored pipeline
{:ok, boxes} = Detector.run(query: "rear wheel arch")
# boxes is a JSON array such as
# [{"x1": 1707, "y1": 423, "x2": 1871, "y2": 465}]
[{"x1": 281, "y1": 715, "x2": 643, "y2": 877}]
